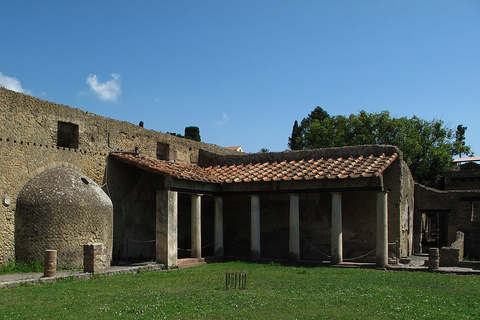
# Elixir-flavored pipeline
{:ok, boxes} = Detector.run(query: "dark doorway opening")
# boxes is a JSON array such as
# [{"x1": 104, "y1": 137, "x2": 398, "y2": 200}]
[{"x1": 421, "y1": 212, "x2": 448, "y2": 253}]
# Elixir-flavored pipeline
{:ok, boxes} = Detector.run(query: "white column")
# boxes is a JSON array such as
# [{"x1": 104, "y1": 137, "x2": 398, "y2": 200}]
[
  {"x1": 251, "y1": 195, "x2": 261, "y2": 260},
  {"x1": 289, "y1": 194, "x2": 300, "y2": 260},
  {"x1": 376, "y1": 191, "x2": 389, "y2": 267},
  {"x1": 191, "y1": 194, "x2": 202, "y2": 259},
  {"x1": 156, "y1": 190, "x2": 178, "y2": 268},
  {"x1": 331, "y1": 192, "x2": 343, "y2": 264},
  {"x1": 214, "y1": 196, "x2": 224, "y2": 256}
]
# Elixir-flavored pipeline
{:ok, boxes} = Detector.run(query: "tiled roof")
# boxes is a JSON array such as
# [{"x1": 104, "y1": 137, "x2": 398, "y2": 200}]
[
  {"x1": 110, "y1": 152, "x2": 222, "y2": 183},
  {"x1": 204, "y1": 153, "x2": 398, "y2": 183},
  {"x1": 110, "y1": 152, "x2": 398, "y2": 184}
]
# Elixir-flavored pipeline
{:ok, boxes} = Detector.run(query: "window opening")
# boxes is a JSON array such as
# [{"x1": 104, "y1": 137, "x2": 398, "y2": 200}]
[
  {"x1": 156, "y1": 142, "x2": 170, "y2": 160},
  {"x1": 57, "y1": 121, "x2": 79, "y2": 149}
]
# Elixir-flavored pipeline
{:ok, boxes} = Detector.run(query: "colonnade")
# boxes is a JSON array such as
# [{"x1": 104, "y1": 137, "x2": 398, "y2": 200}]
[{"x1": 156, "y1": 190, "x2": 389, "y2": 268}]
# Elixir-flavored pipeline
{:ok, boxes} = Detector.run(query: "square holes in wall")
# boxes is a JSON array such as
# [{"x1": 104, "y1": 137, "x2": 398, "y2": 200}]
[
  {"x1": 57, "y1": 121, "x2": 79, "y2": 149},
  {"x1": 157, "y1": 142, "x2": 170, "y2": 160}
]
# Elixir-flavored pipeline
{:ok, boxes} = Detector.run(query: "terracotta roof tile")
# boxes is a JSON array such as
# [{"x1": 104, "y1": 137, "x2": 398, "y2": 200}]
[
  {"x1": 110, "y1": 152, "x2": 398, "y2": 185},
  {"x1": 110, "y1": 152, "x2": 223, "y2": 183}
]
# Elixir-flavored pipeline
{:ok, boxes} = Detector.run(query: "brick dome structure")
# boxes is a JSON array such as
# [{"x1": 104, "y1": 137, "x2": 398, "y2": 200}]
[{"x1": 15, "y1": 167, "x2": 113, "y2": 268}]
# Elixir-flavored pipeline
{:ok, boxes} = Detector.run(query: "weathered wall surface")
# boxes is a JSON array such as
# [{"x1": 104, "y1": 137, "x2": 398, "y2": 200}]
[
  {"x1": 444, "y1": 163, "x2": 480, "y2": 191},
  {"x1": 106, "y1": 159, "x2": 162, "y2": 260},
  {"x1": 0, "y1": 87, "x2": 235, "y2": 265},
  {"x1": 0, "y1": 87, "x2": 235, "y2": 162},
  {"x1": 383, "y1": 156, "x2": 415, "y2": 258},
  {"x1": 415, "y1": 184, "x2": 480, "y2": 258},
  {"x1": 0, "y1": 139, "x2": 107, "y2": 265}
]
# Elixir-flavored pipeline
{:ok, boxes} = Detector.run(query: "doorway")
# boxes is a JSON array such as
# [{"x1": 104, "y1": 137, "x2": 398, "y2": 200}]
[{"x1": 421, "y1": 212, "x2": 448, "y2": 252}]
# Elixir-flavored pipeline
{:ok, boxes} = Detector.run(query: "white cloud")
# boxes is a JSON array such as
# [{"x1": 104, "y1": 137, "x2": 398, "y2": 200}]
[
  {"x1": 0, "y1": 72, "x2": 26, "y2": 93},
  {"x1": 217, "y1": 112, "x2": 229, "y2": 126},
  {"x1": 86, "y1": 73, "x2": 121, "y2": 102}
]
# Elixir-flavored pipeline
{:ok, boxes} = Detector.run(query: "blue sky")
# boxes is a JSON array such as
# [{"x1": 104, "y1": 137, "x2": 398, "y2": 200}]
[{"x1": 1, "y1": 1, "x2": 479, "y2": 154}]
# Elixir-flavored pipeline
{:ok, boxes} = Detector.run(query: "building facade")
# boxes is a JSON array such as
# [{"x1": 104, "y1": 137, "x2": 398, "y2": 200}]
[{"x1": 1, "y1": 87, "x2": 415, "y2": 267}]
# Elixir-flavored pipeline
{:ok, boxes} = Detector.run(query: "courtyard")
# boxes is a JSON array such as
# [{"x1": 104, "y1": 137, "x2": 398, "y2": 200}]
[{"x1": 0, "y1": 261, "x2": 479, "y2": 319}]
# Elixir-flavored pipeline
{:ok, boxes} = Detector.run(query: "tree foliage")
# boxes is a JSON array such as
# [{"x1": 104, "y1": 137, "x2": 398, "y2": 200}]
[
  {"x1": 167, "y1": 126, "x2": 202, "y2": 142},
  {"x1": 184, "y1": 126, "x2": 201, "y2": 142},
  {"x1": 289, "y1": 107, "x2": 473, "y2": 186}
]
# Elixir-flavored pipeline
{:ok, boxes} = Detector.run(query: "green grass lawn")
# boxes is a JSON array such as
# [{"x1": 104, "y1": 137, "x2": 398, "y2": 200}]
[{"x1": 0, "y1": 261, "x2": 479, "y2": 319}]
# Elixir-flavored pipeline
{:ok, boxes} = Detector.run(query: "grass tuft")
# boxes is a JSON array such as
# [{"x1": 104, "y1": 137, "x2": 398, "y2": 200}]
[{"x1": 0, "y1": 260, "x2": 43, "y2": 274}]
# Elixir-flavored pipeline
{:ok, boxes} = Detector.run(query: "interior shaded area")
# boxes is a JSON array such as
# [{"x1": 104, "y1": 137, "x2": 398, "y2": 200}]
[
  {"x1": 57, "y1": 121, "x2": 79, "y2": 149},
  {"x1": 421, "y1": 212, "x2": 448, "y2": 253},
  {"x1": 107, "y1": 159, "x2": 159, "y2": 262}
]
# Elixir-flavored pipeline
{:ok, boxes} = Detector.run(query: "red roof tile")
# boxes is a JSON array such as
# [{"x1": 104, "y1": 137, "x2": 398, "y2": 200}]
[
  {"x1": 110, "y1": 152, "x2": 398, "y2": 184},
  {"x1": 110, "y1": 152, "x2": 222, "y2": 183}
]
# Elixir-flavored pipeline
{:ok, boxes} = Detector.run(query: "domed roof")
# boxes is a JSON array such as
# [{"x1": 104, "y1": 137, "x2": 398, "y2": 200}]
[
  {"x1": 15, "y1": 166, "x2": 113, "y2": 267},
  {"x1": 18, "y1": 166, "x2": 111, "y2": 209}
]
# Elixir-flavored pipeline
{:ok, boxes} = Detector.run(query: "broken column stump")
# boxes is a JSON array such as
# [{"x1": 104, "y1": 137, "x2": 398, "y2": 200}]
[
  {"x1": 428, "y1": 248, "x2": 440, "y2": 271},
  {"x1": 83, "y1": 243, "x2": 108, "y2": 274},
  {"x1": 43, "y1": 249, "x2": 57, "y2": 277}
]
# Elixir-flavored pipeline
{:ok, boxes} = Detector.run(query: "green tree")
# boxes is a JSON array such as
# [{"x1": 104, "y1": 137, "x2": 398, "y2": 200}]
[
  {"x1": 289, "y1": 107, "x2": 330, "y2": 150},
  {"x1": 184, "y1": 126, "x2": 201, "y2": 142},
  {"x1": 288, "y1": 120, "x2": 303, "y2": 150},
  {"x1": 289, "y1": 108, "x2": 473, "y2": 186},
  {"x1": 453, "y1": 124, "x2": 469, "y2": 158}
]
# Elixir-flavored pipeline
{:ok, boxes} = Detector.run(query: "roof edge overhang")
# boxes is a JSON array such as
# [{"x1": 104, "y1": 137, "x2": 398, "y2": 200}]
[{"x1": 167, "y1": 175, "x2": 384, "y2": 196}]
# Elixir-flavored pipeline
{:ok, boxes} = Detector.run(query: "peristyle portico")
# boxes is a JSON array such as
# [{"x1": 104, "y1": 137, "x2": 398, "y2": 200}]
[{"x1": 110, "y1": 145, "x2": 412, "y2": 268}]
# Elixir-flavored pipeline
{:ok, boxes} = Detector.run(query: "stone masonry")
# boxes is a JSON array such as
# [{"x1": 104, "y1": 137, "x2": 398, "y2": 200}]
[
  {"x1": 0, "y1": 87, "x2": 237, "y2": 266},
  {"x1": 84, "y1": 243, "x2": 109, "y2": 274},
  {"x1": 440, "y1": 231, "x2": 465, "y2": 267}
]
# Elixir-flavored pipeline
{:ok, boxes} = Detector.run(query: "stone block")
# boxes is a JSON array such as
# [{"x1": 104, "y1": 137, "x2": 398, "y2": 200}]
[
  {"x1": 84, "y1": 243, "x2": 108, "y2": 274},
  {"x1": 440, "y1": 231, "x2": 464, "y2": 267},
  {"x1": 440, "y1": 248, "x2": 460, "y2": 267}
]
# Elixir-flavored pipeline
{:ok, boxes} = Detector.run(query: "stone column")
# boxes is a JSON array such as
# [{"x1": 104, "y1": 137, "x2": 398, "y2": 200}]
[
  {"x1": 251, "y1": 195, "x2": 261, "y2": 260},
  {"x1": 214, "y1": 196, "x2": 224, "y2": 256},
  {"x1": 156, "y1": 190, "x2": 178, "y2": 268},
  {"x1": 191, "y1": 194, "x2": 202, "y2": 259},
  {"x1": 376, "y1": 191, "x2": 389, "y2": 268},
  {"x1": 331, "y1": 192, "x2": 343, "y2": 265},
  {"x1": 289, "y1": 194, "x2": 300, "y2": 260}
]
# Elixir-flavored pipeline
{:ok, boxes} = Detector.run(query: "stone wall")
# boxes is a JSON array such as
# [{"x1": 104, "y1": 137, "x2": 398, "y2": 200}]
[
  {"x1": 0, "y1": 139, "x2": 107, "y2": 265},
  {"x1": 414, "y1": 184, "x2": 480, "y2": 258},
  {"x1": 0, "y1": 87, "x2": 236, "y2": 266},
  {"x1": 0, "y1": 87, "x2": 235, "y2": 163},
  {"x1": 382, "y1": 155, "x2": 415, "y2": 258}
]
